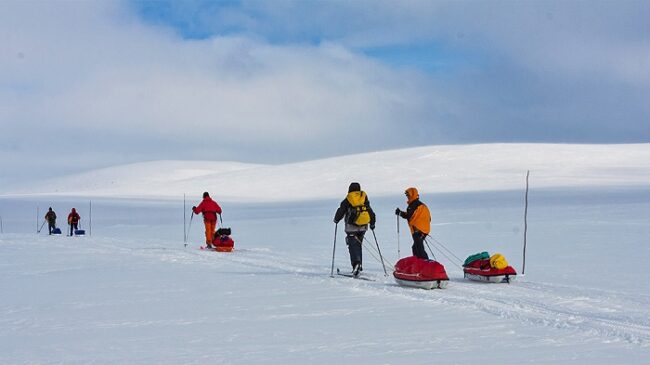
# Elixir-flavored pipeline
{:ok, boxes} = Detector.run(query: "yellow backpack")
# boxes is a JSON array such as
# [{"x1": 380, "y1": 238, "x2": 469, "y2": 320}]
[
  {"x1": 489, "y1": 253, "x2": 509, "y2": 270},
  {"x1": 346, "y1": 191, "x2": 371, "y2": 226},
  {"x1": 353, "y1": 205, "x2": 371, "y2": 226}
]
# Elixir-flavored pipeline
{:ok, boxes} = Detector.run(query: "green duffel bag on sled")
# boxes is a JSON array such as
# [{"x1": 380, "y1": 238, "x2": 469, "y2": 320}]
[{"x1": 463, "y1": 251, "x2": 490, "y2": 267}]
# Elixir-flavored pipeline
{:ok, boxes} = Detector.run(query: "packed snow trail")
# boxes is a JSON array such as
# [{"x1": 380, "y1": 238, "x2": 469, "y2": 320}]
[
  {"x1": 387, "y1": 278, "x2": 650, "y2": 347},
  {"x1": 2, "y1": 234, "x2": 649, "y2": 364},
  {"x1": 30, "y1": 232, "x2": 649, "y2": 348},
  {"x1": 93, "y1": 237, "x2": 650, "y2": 348}
]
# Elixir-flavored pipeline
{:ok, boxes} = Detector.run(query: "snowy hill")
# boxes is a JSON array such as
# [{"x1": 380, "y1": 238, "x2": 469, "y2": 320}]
[
  {"x1": 1, "y1": 144, "x2": 650, "y2": 363},
  {"x1": 5, "y1": 143, "x2": 650, "y2": 202}
]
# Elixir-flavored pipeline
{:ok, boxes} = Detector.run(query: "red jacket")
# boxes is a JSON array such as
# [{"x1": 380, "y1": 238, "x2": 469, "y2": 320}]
[
  {"x1": 193, "y1": 197, "x2": 222, "y2": 222},
  {"x1": 68, "y1": 209, "x2": 80, "y2": 224}
]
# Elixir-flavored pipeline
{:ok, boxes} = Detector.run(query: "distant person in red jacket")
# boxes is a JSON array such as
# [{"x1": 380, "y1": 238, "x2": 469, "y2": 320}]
[
  {"x1": 67, "y1": 208, "x2": 80, "y2": 236},
  {"x1": 192, "y1": 192, "x2": 222, "y2": 247}
]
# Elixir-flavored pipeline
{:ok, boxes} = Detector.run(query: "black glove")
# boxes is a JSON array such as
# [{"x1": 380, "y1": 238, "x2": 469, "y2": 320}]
[
  {"x1": 192, "y1": 206, "x2": 196, "y2": 210},
  {"x1": 395, "y1": 208, "x2": 401, "y2": 216},
  {"x1": 333, "y1": 218, "x2": 339, "y2": 224},
  {"x1": 370, "y1": 224, "x2": 375, "y2": 230}
]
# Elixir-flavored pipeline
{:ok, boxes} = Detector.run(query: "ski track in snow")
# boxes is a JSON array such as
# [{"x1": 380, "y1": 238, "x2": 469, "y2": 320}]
[{"x1": 95, "y1": 239, "x2": 650, "y2": 348}]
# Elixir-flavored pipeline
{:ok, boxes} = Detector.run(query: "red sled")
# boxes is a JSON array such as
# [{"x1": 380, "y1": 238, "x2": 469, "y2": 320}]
[
  {"x1": 393, "y1": 256, "x2": 449, "y2": 289},
  {"x1": 463, "y1": 259, "x2": 517, "y2": 283},
  {"x1": 210, "y1": 228, "x2": 235, "y2": 252}
]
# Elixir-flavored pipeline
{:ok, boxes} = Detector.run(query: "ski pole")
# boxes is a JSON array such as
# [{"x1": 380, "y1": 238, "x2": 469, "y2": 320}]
[
  {"x1": 371, "y1": 230, "x2": 388, "y2": 276},
  {"x1": 183, "y1": 195, "x2": 187, "y2": 244},
  {"x1": 523, "y1": 170, "x2": 530, "y2": 275},
  {"x1": 185, "y1": 212, "x2": 194, "y2": 247},
  {"x1": 89, "y1": 201, "x2": 92, "y2": 237},
  {"x1": 361, "y1": 237, "x2": 386, "y2": 268},
  {"x1": 330, "y1": 223, "x2": 338, "y2": 277},
  {"x1": 37, "y1": 220, "x2": 46, "y2": 234},
  {"x1": 396, "y1": 215, "x2": 401, "y2": 259},
  {"x1": 362, "y1": 236, "x2": 394, "y2": 267}
]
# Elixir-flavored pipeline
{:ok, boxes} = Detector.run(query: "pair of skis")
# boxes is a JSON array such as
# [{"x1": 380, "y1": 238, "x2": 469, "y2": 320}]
[{"x1": 335, "y1": 268, "x2": 374, "y2": 281}]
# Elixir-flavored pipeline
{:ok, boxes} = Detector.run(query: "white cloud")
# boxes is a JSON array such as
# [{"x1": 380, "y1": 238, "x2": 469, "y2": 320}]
[
  {"x1": 1, "y1": 0, "x2": 649, "y2": 183},
  {"x1": 227, "y1": 1, "x2": 650, "y2": 86},
  {"x1": 0, "y1": 1, "x2": 443, "y2": 180}
]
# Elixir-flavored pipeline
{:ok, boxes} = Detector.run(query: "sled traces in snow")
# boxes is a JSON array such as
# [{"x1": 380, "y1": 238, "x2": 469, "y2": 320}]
[{"x1": 200, "y1": 245, "x2": 234, "y2": 252}]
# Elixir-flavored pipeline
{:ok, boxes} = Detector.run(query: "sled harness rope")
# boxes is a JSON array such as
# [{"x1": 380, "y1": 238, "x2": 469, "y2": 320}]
[
  {"x1": 361, "y1": 235, "x2": 390, "y2": 276},
  {"x1": 424, "y1": 235, "x2": 464, "y2": 271}
]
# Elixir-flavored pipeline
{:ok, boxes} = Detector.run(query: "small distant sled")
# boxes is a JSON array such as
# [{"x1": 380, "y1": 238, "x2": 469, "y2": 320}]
[
  {"x1": 51, "y1": 228, "x2": 62, "y2": 235},
  {"x1": 463, "y1": 252, "x2": 517, "y2": 284},
  {"x1": 201, "y1": 227, "x2": 235, "y2": 252},
  {"x1": 74, "y1": 229, "x2": 86, "y2": 236},
  {"x1": 393, "y1": 256, "x2": 449, "y2": 289}
]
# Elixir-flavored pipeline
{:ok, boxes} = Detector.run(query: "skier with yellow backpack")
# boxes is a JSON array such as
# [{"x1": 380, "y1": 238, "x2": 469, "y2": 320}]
[{"x1": 333, "y1": 182, "x2": 376, "y2": 277}]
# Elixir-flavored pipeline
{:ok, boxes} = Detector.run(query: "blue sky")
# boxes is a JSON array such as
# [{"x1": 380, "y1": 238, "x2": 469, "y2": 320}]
[
  {"x1": 1, "y1": 0, "x2": 649, "y2": 182},
  {"x1": 131, "y1": 1, "x2": 476, "y2": 72}
]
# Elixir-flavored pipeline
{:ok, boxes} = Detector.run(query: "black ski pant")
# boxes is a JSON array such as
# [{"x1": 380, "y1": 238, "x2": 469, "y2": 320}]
[
  {"x1": 412, "y1": 232, "x2": 429, "y2": 260},
  {"x1": 69, "y1": 223, "x2": 78, "y2": 236},
  {"x1": 48, "y1": 222, "x2": 55, "y2": 235},
  {"x1": 346, "y1": 231, "x2": 365, "y2": 270}
]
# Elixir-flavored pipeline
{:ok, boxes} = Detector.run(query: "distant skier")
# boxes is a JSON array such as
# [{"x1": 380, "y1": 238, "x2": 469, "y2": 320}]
[
  {"x1": 192, "y1": 192, "x2": 222, "y2": 248},
  {"x1": 44, "y1": 207, "x2": 57, "y2": 235},
  {"x1": 396, "y1": 187, "x2": 431, "y2": 260},
  {"x1": 333, "y1": 182, "x2": 376, "y2": 276},
  {"x1": 67, "y1": 208, "x2": 80, "y2": 236}
]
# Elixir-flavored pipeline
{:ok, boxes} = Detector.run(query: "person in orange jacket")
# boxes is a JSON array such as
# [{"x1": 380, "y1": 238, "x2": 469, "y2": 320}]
[
  {"x1": 192, "y1": 192, "x2": 222, "y2": 247},
  {"x1": 67, "y1": 208, "x2": 81, "y2": 236},
  {"x1": 395, "y1": 187, "x2": 431, "y2": 260}
]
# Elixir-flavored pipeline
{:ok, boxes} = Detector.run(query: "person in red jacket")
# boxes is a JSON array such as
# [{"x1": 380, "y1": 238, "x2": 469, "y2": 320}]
[
  {"x1": 67, "y1": 208, "x2": 80, "y2": 236},
  {"x1": 192, "y1": 192, "x2": 222, "y2": 247}
]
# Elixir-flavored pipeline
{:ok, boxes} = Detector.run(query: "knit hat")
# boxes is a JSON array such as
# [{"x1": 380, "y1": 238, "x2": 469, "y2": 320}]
[{"x1": 348, "y1": 182, "x2": 361, "y2": 192}]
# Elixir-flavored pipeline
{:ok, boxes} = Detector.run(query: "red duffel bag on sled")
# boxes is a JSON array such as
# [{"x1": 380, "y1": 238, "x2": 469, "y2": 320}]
[
  {"x1": 211, "y1": 228, "x2": 235, "y2": 252},
  {"x1": 463, "y1": 252, "x2": 517, "y2": 283},
  {"x1": 393, "y1": 256, "x2": 449, "y2": 289}
]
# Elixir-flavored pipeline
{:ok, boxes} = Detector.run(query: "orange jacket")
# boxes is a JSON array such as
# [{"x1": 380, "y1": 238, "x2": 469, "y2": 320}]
[{"x1": 401, "y1": 188, "x2": 431, "y2": 235}]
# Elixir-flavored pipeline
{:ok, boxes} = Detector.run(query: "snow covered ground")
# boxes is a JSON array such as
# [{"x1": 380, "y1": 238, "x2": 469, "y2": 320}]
[
  {"x1": 1, "y1": 144, "x2": 649, "y2": 363},
  {"x1": 1, "y1": 188, "x2": 649, "y2": 364}
]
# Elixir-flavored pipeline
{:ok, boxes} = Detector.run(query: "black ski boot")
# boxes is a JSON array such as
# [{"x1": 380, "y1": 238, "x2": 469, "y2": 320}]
[{"x1": 352, "y1": 264, "x2": 361, "y2": 277}]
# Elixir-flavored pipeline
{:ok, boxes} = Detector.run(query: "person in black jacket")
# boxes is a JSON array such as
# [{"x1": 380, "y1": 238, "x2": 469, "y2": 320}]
[
  {"x1": 333, "y1": 182, "x2": 376, "y2": 276},
  {"x1": 44, "y1": 207, "x2": 57, "y2": 235}
]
